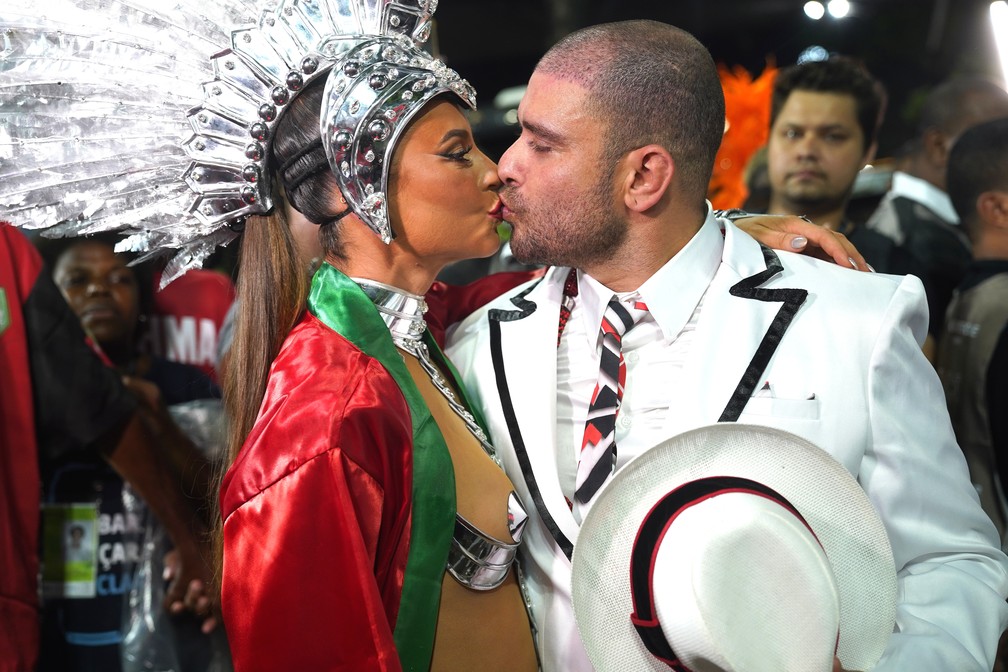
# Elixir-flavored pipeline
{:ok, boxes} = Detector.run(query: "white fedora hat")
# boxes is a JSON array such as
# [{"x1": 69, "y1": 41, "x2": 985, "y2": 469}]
[{"x1": 571, "y1": 424, "x2": 896, "y2": 672}]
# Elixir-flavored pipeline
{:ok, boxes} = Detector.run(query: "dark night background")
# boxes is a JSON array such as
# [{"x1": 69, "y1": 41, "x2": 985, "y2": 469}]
[{"x1": 430, "y1": 0, "x2": 1006, "y2": 160}]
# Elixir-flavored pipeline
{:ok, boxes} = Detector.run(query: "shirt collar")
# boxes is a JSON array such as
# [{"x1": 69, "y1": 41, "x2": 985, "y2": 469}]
[
  {"x1": 889, "y1": 171, "x2": 959, "y2": 224},
  {"x1": 576, "y1": 205, "x2": 724, "y2": 345},
  {"x1": 961, "y1": 259, "x2": 1008, "y2": 291}
]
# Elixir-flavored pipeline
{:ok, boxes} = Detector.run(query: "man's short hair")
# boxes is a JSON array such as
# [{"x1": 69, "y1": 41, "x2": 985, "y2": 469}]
[
  {"x1": 917, "y1": 76, "x2": 1008, "y2": 137},
  {"x1": 947, "y1": 115, "x2": 1008, "y2": 232},
  {"x1": 770, "y1": 56, "x2": 887, "y2": 152},
  {"x1": 537, "y1": 20, "x2": 725, "y2": 201}
]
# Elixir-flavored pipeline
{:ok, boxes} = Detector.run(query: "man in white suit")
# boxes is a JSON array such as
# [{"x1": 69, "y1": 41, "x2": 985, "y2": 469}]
[{"x1": 446, "y1": 20, "x2": 1008, "y2": 672}]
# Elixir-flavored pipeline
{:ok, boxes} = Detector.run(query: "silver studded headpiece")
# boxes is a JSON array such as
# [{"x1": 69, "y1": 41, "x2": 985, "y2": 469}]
[
  {"x1": 0, "y1": 0, "x2": 469, "y2": 284},
  {"x1": 321, "y1": 35, "x2": 476, "y2": 243}
]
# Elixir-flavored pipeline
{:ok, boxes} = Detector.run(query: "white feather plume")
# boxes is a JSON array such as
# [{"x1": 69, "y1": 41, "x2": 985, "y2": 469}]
[{"x1": 0, "y1": 0, "x2": 436, "y2": 284}]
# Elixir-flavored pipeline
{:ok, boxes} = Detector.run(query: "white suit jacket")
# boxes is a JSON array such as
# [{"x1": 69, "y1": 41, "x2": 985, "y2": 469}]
[{"x1": 446, "y1": 216, "x2": 1008, "y2": 671}]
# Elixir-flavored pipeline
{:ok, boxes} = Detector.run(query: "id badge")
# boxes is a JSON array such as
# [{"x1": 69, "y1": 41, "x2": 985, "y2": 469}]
[{"x1": 41, "y1": 503, "x2": 98, "y2": 598}]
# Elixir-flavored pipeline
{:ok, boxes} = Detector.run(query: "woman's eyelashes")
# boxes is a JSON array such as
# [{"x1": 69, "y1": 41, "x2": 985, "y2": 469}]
[{"x1": 441, "y1": 145, "x2": 474, "y2": 164}]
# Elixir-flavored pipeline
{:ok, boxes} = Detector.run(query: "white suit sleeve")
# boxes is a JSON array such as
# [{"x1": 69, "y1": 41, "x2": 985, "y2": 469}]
[{"x1": 864, "y1": 274, "x2": 1008, "y2": 671}]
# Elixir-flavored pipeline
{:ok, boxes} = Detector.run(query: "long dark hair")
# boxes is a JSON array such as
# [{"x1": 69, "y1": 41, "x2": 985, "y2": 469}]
[{"x1": 215, "y1": 76, "x2": 345, "y2": 582}]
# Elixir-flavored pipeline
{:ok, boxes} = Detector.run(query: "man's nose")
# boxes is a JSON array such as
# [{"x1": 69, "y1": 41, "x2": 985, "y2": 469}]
[
  {"x1": 795, "y1": 135, "x2": 822, "y2": 157},
  {"x1": 498, "y1": 141, "x2": 520, "y2": 184}
]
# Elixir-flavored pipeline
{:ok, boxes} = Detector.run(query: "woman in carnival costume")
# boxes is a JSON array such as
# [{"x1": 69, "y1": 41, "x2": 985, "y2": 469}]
[
  {"x1": 0, "y1": 1, "x2": 867, "y2": 670},
  {"x1": 211, "y1": 14, "x2": 540, "y2": 672}
]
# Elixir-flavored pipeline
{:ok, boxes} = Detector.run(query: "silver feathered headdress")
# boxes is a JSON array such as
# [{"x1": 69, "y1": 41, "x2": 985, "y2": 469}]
[{"x1": 0, "y1": 0, "x2": 475, "y2": 284}]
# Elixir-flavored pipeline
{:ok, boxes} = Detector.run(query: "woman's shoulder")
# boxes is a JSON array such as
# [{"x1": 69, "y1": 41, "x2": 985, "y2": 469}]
[
  {"x1": 273, "y1": 313, "x2": 402, "y2": 395},
  {"x1": 220, "y1": 315, "x2": 418, "y2": 520},
  {"x1": 244, "y1": 315, "x2": 412, "y2": 458}
]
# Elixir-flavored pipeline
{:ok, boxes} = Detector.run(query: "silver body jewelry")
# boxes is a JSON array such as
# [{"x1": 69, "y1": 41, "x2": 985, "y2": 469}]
[
  {"x1": 355, "y1": 277, "x2": 530, "y2": 591},
  {"x1": 447, "y1": 493, "x2": 529, "y2": 591},
  {"x1": 354, "y1": 277, "x2": 498, "y2": 460}
]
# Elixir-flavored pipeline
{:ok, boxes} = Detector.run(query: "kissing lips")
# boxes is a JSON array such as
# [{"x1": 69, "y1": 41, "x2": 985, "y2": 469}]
[
  {"x1": 499, "y1": 198, "x2": 518, "y2": 223},
  {"x1": 489, "y1": 198, "x2": 504, "y2": 221}
]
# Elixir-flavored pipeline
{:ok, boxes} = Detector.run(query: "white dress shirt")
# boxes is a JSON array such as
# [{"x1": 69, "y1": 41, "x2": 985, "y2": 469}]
[
  {"x1": 888, "y1": 171, "x2": 959, "y2": 224},
  {"x1": 868, "y1": 171, "x2": 960, "y2": 244},
  {"x1": 557, "y1": 218, "x2": 724, "y2": 519}
]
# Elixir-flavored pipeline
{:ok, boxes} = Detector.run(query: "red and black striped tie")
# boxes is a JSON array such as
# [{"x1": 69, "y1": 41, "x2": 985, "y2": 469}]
[{"x1": 575, "y1": 295, "x2": 649, "y2": 504}]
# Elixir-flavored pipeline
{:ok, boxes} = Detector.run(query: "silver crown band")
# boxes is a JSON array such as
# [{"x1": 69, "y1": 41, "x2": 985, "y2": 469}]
[{"x1": 321, "y1": 35, "x2": 476, "y2": 243}]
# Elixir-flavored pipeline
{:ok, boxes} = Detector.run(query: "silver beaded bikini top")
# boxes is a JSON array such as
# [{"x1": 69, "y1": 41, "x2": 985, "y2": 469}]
[{"x1": 354, "y1": 278, "x2": 528, "y2": 591}]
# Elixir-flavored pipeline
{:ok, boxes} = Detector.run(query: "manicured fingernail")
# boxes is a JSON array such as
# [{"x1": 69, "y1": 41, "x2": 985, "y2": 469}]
[
  {"x1": 867, "y1": 263, "x2": 876, "y2": 273},
  {"x1": 848, "y1": 257, "x2": 859, "y2": 270},
  {"x1": 790, "y1": 236, "x2": 808, "y2": 249}
]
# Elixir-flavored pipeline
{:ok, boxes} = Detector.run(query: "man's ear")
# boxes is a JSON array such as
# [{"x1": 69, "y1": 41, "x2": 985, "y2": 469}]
[
  {"x1": 978, "y1": 190, "x2": 1008, "y2": 229},
  {"x1": 921, "y1": 127, "x2": 948, "y2": 167},
  {"x1": 621, "y1": 145, "x2": 674, "y2": 213}
]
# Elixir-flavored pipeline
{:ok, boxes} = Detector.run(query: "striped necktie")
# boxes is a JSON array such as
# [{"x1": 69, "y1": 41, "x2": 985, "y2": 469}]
[{"x1": 575, "y1": 294, "x2": 649, "y2": 504}]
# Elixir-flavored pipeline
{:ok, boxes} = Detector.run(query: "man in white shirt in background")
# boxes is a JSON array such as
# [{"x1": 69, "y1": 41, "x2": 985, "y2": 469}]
[{"x1": 866, "y1": 76, "x2": 1008, "y2": 356}]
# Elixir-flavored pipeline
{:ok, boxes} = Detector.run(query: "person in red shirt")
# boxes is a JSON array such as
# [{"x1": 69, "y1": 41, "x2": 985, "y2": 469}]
[
  {"x1": 0, "y1": 223, "x2": 216, "y2": 671},
  {"x1": 147, "y1": 266, "x2": 236, "y2": 385}
]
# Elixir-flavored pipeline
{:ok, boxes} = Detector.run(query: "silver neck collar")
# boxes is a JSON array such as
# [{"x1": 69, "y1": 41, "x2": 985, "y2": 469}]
[{"x1": 352, "y1": 277, "x2": 427, "y2": 345}]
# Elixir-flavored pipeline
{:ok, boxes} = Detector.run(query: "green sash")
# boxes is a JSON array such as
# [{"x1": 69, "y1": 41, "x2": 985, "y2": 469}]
[{"x1": 308, "y1": 263, "x2": 455, "y2": 671}]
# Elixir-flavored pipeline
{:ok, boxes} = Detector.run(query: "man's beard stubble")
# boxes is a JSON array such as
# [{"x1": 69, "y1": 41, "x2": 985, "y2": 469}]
[
  {"x1": 502, "y1": 181, "x2": 627, "y2": 271},
  {"x1": 782, "y1": 182, "x2": 853, "y2": 218}
]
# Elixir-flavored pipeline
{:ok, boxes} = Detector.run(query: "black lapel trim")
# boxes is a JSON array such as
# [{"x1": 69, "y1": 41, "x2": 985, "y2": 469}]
[
  {"x1": 718, "y1": 245, "x2": 808, "y2": 422},
  {"x1": 487, "y1": 279, "x2": 541, "y2": 323},
  {"x1": 488, "y1": 279, "x2": 576, "y2": 559}
]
